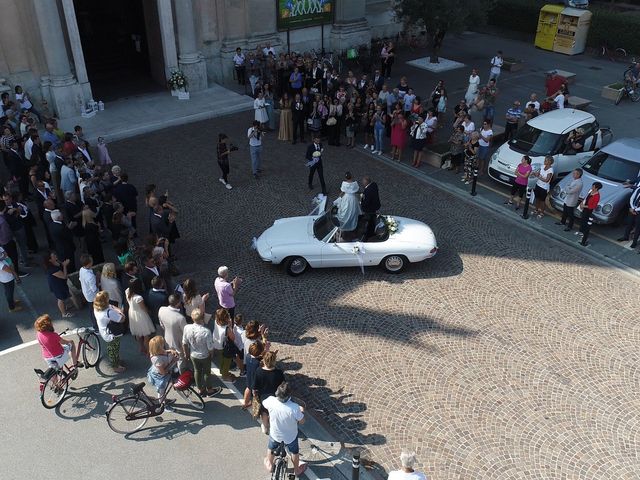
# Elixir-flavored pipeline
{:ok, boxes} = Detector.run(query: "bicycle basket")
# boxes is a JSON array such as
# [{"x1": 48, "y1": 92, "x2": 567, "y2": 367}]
[{"x1": 173, "y1": 370, "x2": 193, "y2": 390}]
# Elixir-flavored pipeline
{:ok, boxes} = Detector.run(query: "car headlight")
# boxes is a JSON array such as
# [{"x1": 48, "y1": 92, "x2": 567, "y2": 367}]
[
  {"x1": 552, "y1": 185, "x2": 561, "y2": 197},
  {"x1": 490, "y1": 152, "x2": 498, "y2": 163},
  {"x1": 601, "y1": 203, "x2": 613, "y2": 215},
  {"x1": 595, "y1": 204, "x2": 602, "y2": 213}
]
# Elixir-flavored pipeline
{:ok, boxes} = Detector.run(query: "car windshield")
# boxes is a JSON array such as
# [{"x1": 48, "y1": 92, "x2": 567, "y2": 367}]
[
  {"x1": 313, "y1": 211, "x2": 335, "y2": 240},
  {"x1": 582, "y1": 151, "x2": 640, "y2": 183},
  {"x1": 510, "y1": 124, "x2": 562, "y2": 156}
]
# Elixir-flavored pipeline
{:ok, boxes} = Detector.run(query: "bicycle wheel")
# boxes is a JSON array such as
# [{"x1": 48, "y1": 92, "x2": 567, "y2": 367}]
[
  {"x1": 81, "y1": 332, "x2": 102, "y2": 367},
  {"x1": 630, "y1": 89, "x2": 640, "y2": 102},
  {"x1": 175, "y1": 386, "x2": 205, "y2": 410},
  {"x1": 615, "y1": 89, "x2": 624, "y2": 105},
  {"x1": 40, "y1": 370, "x2": 68, "y2": 409},
  {"x1": 272, "y1": 457, "x2": 288, "y2": 480},
  {"x1": 106, "y1": 397, "x2": 150, "y2": 434}
]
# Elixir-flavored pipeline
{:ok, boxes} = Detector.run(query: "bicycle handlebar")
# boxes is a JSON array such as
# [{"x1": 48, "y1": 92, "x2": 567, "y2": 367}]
[{"x1": 59, "y1": 326, "x2": 96, "y2": 337}]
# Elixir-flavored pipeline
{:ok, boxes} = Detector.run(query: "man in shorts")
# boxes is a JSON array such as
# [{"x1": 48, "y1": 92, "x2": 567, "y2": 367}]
[{"x1": 262, "y1": 382, "x2": 307, "y2": 477}]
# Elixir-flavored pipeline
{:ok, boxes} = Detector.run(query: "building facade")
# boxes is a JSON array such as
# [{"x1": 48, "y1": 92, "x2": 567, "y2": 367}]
[{"x1": 0, "y1": 0, "x2": 399, "y2": 119}]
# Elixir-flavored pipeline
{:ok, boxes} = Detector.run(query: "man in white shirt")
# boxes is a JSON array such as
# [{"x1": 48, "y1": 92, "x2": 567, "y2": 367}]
[
  {"x1": 233, "y1": 47, "x2": 246, "y2": 86},
  {"x1": 526, "y1": 93, "x2": 540, "y2": 114},
  {"x1": 247, "y1": 120, "x2": 263, "y2": 178},
  {"x1": 78, "y1": 254, "x2": 99, "y2": 327},
  {"x1": 262, "y1": 43, "x2": 276, "y2": 57},
  {"x1": 388, "y1": 451, "x2": 428, "y2": 480},
  {"x1": 182, "y1": 310, "x2": 221, "y2": 397},
  {"x1": 554, "y1": 91, "x2": 566, "y2": 109},
  {"x1": 160, "y1": 294, "x2": 188, "y2": 371},
  {"x1": 262, "y1": 382, "x2": 307, "y2": 477},
  {"x1": 489, "y1": 50, "x2": 504, "y2": 82},
  {"x1": 24, "y1": 134, "x2": 34, "y2": 162}
]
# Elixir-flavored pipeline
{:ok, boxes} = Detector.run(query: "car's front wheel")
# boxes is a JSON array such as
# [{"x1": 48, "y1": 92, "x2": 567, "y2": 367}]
[
  {"x1": 284, "y1": 256, "x2": 308, "y2": 276},
  {"x1": 381, "y1": 255, "x2": 407, "y2": 273}
]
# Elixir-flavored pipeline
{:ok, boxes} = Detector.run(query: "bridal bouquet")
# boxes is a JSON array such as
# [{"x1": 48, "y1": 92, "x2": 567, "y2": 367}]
[
  {"x1": 312, "y1": 151, "x2": 322, "y2": 158},
  {"x1": 384, "y1": 216, "x2": 399, "y2": 234}
]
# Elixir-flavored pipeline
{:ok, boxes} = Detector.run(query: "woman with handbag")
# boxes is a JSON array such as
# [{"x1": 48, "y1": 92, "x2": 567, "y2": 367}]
[
  {"x1": 242, "y1": 320, "x2": 269, "y2": 408},
  {"x1": 94, "y1": 291, "x2": 126, "y2": 373},
  {"x1": 253, "y1": 350, "x2": 285, "y2": 435},
  {"x1": 213, "y1": 308, "x2": 237, "y2": 382}
]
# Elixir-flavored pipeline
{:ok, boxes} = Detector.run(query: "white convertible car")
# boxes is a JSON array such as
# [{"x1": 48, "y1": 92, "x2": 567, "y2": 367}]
[{"x1": 254, "y1": 198, "x2": 438, "y2": 276}]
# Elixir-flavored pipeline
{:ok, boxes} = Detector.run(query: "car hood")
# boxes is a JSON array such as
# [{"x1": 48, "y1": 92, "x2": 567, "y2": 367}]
[
  {"x1": 258, "y1": 216, "x2": 314, "y2": 248},
  {"x1": 575, "y1": 171, "x2": 632, "y2": 206}
]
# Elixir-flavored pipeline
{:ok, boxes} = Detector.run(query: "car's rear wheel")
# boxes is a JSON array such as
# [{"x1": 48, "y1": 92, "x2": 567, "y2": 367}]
[
  {"x1": 381, "y1": 255, "x2": 407, "y2": 273},
  {"x1": 284, "y1": 256, "x2": 308, "y2": 276}
]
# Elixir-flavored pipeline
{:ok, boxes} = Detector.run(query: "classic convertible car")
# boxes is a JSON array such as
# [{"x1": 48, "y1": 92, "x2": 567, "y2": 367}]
[{"x1": 254, "y1": 199, "x2": 438, "y2": 276}]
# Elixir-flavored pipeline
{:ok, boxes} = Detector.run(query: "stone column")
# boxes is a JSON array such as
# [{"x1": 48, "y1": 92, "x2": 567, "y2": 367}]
[
  {"x1": 174, "y1": 0, "x2": 207, "y2": 91},
  {"x1": 60, "y1": 0, "x2": 93, "y2": 101},
  {"x1": 33, "y1": 0, "x2": 83, "y2": 118},
  {"x1": 330, "y1": 0, "x2": 371, "y2": 54},
  {"x1": 157, "y1": 0, "x2": 179, "y2": 79}
]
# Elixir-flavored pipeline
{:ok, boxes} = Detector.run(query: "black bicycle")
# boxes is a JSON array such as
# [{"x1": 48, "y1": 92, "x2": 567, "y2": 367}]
[
  {"x1": 271, "y1": 441, "x2": 294, "y2": 480},
  {"x1": 105, "y1": 370, "x2": 204, "y2": 434},
  {"x1": 616, "y1": 62, "x2": 640, "y2": 105}
]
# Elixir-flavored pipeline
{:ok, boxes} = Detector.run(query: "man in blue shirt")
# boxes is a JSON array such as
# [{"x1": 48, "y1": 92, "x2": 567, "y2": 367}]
[
  {"x1": 42, "y1": 122, "x2": 61, "y2": 149},
  {"x1": 504, "y1": 100, "x2": 522, "y2": 142},
  {"x1": 60, "y1": 157, "x2": 77, "y2": 197}
]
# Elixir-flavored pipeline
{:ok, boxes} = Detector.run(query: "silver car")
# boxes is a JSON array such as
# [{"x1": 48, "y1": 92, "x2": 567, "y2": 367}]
[{"x1": 551, "y1": 138, "x2": 640, "y2": 224}]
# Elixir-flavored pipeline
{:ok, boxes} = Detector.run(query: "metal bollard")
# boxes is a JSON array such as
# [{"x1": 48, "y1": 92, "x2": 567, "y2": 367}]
[
  {"x1": 522, "y1": 187, "x2": 532, "y2": 219},
  {"x1": 470, "y1": 168, "x2": 479, "y2": 196},
  {"x1": 580, "y1": 213, "x2": 594, "y2": 246},
  {"x1": 352, "y1": 453, "x2": 360, "y2": 480}
]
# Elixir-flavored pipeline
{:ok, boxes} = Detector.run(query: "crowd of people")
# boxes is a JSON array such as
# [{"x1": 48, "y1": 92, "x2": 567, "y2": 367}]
[
  {"x1": 234, "y1": 42, "x2": 574, "y2": 196},
  {"x1": 1, "y1": 37, "x2": 592, "y2": 480}
]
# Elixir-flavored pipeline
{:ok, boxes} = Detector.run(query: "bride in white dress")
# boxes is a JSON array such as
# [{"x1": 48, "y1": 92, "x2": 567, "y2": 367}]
[
  {"x1": 465, "y1": 69, "x2": 481, "y2": 105},
  {"x1": 254, "y1": 91, "x2": 268, "y2": 126},
  {"x1": 333, "y1": 173, "x2": 362, "y2": 235}
]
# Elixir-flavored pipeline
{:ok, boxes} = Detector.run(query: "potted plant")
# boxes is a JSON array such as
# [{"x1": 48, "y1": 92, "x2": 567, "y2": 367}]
[
  {"x1": 502, "y1": 57, "x2": 524, "y2": 73},
  {"x1": 601, "y1": 82, "x2": 624, "y2": 101},
  {"x1": 167, "y1": 70, "x2": 189, "y2": 99}
]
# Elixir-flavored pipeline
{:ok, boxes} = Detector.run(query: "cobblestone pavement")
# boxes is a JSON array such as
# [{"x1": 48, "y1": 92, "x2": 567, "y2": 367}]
[{"x1": 110, "y1": 111, "x2": 640, "y2": 479}]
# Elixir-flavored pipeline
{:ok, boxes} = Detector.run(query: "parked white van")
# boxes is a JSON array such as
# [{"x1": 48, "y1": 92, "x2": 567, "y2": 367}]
[{"x1": 488, "y1": 109, "x2": 613, "y2": 185}]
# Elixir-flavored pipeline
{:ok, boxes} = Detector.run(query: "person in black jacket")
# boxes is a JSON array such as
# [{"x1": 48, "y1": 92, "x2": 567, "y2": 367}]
[
  {"x1": 49, "y1": 209, "x2": 76, "y2": 272},
  {"x1": 112, "y1": 172, "x2": 138, "y2": 229},
  {"x1": 146, "y1": 276, "x2": 169, "y2": 326},
  {"x1": 361, "y1": 176, "x2": 381, "y2": 238},
  {"x1": 291, "y1": 93, "x2": 306, "y2": 144},
  {"x1": 305, "y1": 136, "x2": 327, "y2": 195}
]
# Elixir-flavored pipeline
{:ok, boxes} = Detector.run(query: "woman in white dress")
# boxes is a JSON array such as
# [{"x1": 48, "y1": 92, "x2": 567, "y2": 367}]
[
  {"x1": 333, "y1": 172, "x2": 362, "y2": 238},
  {"x1": 254, "y1": 91, "x2": 269, "y2": 127},
  {"x1": 125, "y1": 278, "x2": 156, "y2": 355},
  {"x1": 465, "y1": 69, "x2": 481, "y2": 106}
]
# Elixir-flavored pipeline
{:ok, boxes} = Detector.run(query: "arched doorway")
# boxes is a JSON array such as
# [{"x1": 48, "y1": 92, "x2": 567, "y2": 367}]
[{"x1": 74, "y1": 0, "x2": 165, "y2": 100}]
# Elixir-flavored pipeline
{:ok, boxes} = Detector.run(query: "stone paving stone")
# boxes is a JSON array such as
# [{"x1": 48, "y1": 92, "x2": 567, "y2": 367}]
[{"x1": 108, "y1": 110, "x2": 640, "y2": 479}]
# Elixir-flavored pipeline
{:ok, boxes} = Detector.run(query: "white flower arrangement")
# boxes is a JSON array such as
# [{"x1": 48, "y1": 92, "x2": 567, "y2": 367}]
[
  {"x1": 384, "y1": 215, "x2": 399, "y2": 234},
  {"x1": 167, "y1": 70, "x2": 188, "y2": 91},
  {"x1": 352, "y1": 245, "x2": 361, "y2": 254},
  {"x1": 312, "y1": 151, "x2": 322, "y2": 158}
]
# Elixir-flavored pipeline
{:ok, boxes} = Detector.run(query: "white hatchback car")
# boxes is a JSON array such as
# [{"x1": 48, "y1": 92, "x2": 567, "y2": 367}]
[
  {"x1": 488, "y1": 109, "x2": 612, "y2": 185},
  {"x1": 254, "y1": 199, "x2": 438, "y2": 276}
]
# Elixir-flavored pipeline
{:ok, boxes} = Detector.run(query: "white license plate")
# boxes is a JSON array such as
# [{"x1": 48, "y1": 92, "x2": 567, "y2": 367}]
[{"x1": 499, "y1": 174, "x2": 511, "y2": 182}]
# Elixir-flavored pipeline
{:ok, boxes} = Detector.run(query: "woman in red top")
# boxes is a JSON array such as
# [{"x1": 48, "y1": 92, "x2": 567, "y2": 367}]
[
  {"x1": 578, "y1": 182, "x2": 602, "y2": 236},
  {"x1": 390, "y1": 111, "x2": 408, "y2": 161},
  {"x1": 35, "y1": 314, "x2": 81, "y2": 368}
]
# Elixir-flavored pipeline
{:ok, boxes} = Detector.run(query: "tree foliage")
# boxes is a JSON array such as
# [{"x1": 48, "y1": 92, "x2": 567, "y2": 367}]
[{"x1": 393, "y1": 0, "x2": 497, "y2": 36}]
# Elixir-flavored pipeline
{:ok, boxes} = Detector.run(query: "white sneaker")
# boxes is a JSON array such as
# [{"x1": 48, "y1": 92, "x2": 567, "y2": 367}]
[
  {"x1": 377, "y1": 151, "x2": 382, "y2": 156},
  {"x1": 370, "y1": 145, "x2": 375, "y2": 151},
  {"x1": 372, "y1": 150, "x2": 378, "y2": 154},
  {"x1": 225, "y1": 183, "x2": 233, "y2": 190},
  {"x1": 363, "y1": 144, "x2": 369, "y2": 149},
  {"x1": 218, "y1": 178, "x2": 226, "y2": 185}
]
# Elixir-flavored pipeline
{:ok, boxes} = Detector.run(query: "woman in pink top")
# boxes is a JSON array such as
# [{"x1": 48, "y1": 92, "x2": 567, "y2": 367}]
[
  {"x1": 35, "y1": 314, "x2": 81, "y2": 368},
  {"x1": 505, "y1": 155, "x2": 532, "y2": 210}
]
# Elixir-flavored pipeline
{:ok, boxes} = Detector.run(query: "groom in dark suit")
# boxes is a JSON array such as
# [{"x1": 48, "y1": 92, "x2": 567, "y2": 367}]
[
  {"x1": 305, "y1": 135, "x2": 327, "y2": 195},
  {"x1": 361, "y1": 176, "x2": 381, "y2": 238}
]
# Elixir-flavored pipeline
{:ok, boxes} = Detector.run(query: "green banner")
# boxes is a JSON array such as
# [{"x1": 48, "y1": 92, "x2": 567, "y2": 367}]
[{"x1": 276, "y1": 0, "x2": 334, "y2": 31}]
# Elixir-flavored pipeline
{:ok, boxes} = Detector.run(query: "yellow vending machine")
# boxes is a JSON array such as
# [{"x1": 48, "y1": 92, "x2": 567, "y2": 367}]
[
  {"x1": 535, "y1": 4, "x2": 564, "y2": 51},
  {"x1": 553, "y1": 7, "x2": 593, "y2": 55}
]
